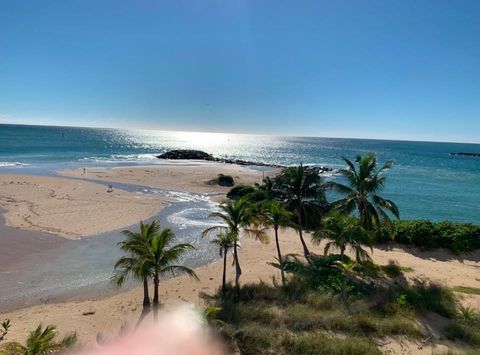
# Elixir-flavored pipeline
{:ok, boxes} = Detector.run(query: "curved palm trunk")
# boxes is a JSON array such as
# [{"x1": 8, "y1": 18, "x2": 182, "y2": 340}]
[
  {"x1": 153, "y1": 272, "x2": 160, "y2": 321},
  {"x1": 296, "y1": 209, "x2": 310, "y2": 259},
  {"x1": 233, "y1": 241, "x2": 242, "y2": 290},
  {"x1": 222, "y1": 247, "x2": 228, "y2": 295},
  {"x1": 274, "y1": 226, "x2": 286, "y2": 286}
]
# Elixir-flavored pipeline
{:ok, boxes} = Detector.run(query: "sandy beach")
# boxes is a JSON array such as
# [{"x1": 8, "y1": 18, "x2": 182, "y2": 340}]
[
  {"x1": 59, "y1": 161, "x2": 275, "y2": 194},
  {"x1": 1, "y1": 163, "x2": 479, "y2": 354},
  {"x1": 0, "y1": 174, "x2": 169, "y2": 239}
]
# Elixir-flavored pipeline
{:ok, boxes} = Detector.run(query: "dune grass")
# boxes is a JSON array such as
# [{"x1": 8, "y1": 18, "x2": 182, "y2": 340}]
[
  {"x1": 204, "y1": 253, "x2": 480, "y2": 354},
  {"x1": 452, "y1": 286, "x2": 480, "y2": 296}
]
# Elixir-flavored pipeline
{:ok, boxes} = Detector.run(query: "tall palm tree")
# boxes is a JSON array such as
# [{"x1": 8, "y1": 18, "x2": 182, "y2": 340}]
[
  {"x1": 5, "y1": 324, "x2": 77, "y2": 355},
  {"x1": 328, "y1": 154, "x2": 399, "y2": 229},
  {"x1": 210, "y1": 232, "x2": 235, "y2": 294},
  {"x1": 203, "y1": 199, "x2": 263, "y2": 290},
  {"x1": 277, "y1": 165, "x2": 326, "y2": 259},
  {"x1": 313, "y1": 214, "x2": 373, "y2": 262},
  {"x1": 260, "y1": 201, "x2": 293, "y2": 285},
  {"x1": 113, "y1": 221, "x2": 160, "y2": 313},
  {"x1": 143, "y1": 228, "x2": 198, "y2": 320}
]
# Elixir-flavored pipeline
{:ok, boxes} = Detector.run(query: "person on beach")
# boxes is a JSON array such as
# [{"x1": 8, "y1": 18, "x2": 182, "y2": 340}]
[{"x1": 107, "y1": 185, "x2": 113, "y2": 193}]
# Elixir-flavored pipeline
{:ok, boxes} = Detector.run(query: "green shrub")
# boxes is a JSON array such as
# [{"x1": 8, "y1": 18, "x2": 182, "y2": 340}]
[
  {"x1": 226, "y1": 184, "x2": 255, "y2": 199},
  {"x1": 288, "y1": 333, "x2": 381, "y2": 355},
  {"x1": 234, "y1": 325, "x2": 276, "y2": 355},
  {"x1": 214, "y1": 174, "x2": 235, "y2": 186},
  {"x1": 445, "y1": 321, "x2": 480, "y2": 346},
  {"x1": 388, "y1": 282, "x2": 458, "y2": 318},
  {"x1": 374, "y1": 220, "x2": 480, "y2": 252}
]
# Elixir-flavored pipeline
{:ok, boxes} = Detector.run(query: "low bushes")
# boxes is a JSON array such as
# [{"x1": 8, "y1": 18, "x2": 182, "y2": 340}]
[
  {"x1": 226, "y1": 184, "x2": 255, "y2": 199},
  {"x1": 375, "y1": 220, "x2": 480, "y2": 252},
  {"x1": 209, "y1": 174, "x2": 235, "y2": 187}
]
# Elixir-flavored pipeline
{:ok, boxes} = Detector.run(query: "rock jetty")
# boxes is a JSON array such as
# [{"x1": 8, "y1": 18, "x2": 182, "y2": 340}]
[
  {"x1": 156, "y1": 149, "x2": 333, "y2": 173},
  {"x1": 450, "y1": 152, "x2": 480, "y2": 158}
]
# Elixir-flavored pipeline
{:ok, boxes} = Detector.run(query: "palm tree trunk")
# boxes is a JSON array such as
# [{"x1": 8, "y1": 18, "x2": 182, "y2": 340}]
[
  {"x1": 274, "y1": 226, "x2": 286, "y2": 286},
  {"x1": 222, "y1": 247, "x2": 227, "y2": 295},
  {"x1": 296, "y1": 210, "x2": 310, "y2": 259},
  {"x1": 233, "y1": 241, "x2": 242, "y2": 290},
  {"x1": 142, "y1": 277, "x2": 151, "y2": 311},
  {"x1": 153, "y1": 272, "x2": 159, "y2": 321}
]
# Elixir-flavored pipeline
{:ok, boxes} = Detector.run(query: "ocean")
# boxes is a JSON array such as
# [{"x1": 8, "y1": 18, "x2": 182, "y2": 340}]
[{"x1": 1, "y1": 123, "x2": 479, "y2": 223}]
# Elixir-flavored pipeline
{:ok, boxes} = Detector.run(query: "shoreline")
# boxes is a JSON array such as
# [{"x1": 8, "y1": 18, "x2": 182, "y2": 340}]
[
  {"x1": 1, "y1": 161, "x2": 480, "y2": 354},
  {"x1": 0, "y1": 162, "x2": 270, "y2": 312}
]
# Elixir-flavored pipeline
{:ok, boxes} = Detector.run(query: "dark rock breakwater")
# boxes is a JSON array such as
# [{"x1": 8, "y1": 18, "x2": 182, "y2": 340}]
[{"x1": 156, "y1": 150, "x2": 333, "y2": 173}]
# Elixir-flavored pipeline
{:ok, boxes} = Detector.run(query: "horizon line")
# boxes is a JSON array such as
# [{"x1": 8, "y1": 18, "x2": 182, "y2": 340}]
[{"x1": 1, "y1": 121, "x2": 480, "y2": 146}]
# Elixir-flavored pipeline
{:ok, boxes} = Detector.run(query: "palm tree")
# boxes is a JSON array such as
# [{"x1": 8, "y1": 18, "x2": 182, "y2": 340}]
[
  {"x1": 210, "y1": 232, "x2": 235, "y2": 294},
  {"x1": 6, "y1": 324, "x2": 77, "y2": 355},
  {"x1": 328, "y1": 154, "x2": 399, "y2": 229},
  {"x1": 202, "y1": 199, "x2": 262, "y2": 290},
  {"x1": 277, "y1": 164, "x2": 326, "y2": 259},
  {"x1": 143, "y1": 228, "x2": 198, "y2": 320},
  {"x1": 260, "y1": 201, "x2": 293, "y2": 285},
  {"x1": 113, "y1": 221, "x2": 160, "y2": 313},
  {"x1": 313, "y1": 214, "x2": 373, "y2": 262}
]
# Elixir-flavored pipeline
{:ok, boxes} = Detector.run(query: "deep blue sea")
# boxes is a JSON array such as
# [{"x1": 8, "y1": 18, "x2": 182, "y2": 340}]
[{"x1": 1, "y1": 123, "x2": 479, "y2": 223}]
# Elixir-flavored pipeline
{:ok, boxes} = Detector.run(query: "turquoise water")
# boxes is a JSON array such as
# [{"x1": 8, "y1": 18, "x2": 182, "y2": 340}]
[{"x1": 1, "y1": 123, "x2": 479, "y2": 223}]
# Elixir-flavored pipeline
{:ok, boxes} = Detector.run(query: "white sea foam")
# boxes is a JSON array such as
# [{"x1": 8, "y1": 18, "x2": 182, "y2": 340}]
[
  {"x1": 167, "y1": 207, "x2": 224, "y2": 229},
  {"x1": 0, "y1": 162, "x2": 30, "y2": 167},
  {"x1": 78, "y1": 154, "x2": 158, "y2": 163}
]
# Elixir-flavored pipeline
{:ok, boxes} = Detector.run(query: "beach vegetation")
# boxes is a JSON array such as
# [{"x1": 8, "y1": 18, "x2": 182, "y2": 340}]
[
  {"x1": 226, "y1": 184, "x2": 255, "y2": 200},
  {"x1": 210, "y1": 232, "x2": 235, "y2": 294},
  {"x1": 375, "y1": 220, "x2": 480, "y2": 252},
  {"x1": 218, "y1": 174, "x2": 235, "y2": 186},
  {"x1": 204, "y1": 270, "x2": 443, "y2": 354},
  {"x1": 113, "y1": 221, "x2": 162, "y2": 313},
  {"x1": 142, "y1": 228, "x2": 198, "y2": 320},
  {"x1": 0, "y1": 324, "x2": 77, "y2": 355},
  {"x1": 275, "y1": 164, "x2": 326, "y2": 259},
  {"x1": 452, "y1": 286, "x2": 480, "y2": 295},
  {"x1": 258, "y1": 200, "x2": 294, "y2": 285},
  {"x1": 203, "y1": 255, "x2": 480, "y2": 353},
  {"x1": 0, "y1": 320, "x2": 11, "y2": 343},
  {"x1": 313, "y1": 213, "x2": 373, "y2": 262},
  {"x1": 113, "y1": 220, "x2": 198, "y2": 321},
  {"x1": 203, "y1": 199, "x2": 266, "y2": 290},
  {"x1": 327, "y1": 154, "x2": 400, "y2": 229}
]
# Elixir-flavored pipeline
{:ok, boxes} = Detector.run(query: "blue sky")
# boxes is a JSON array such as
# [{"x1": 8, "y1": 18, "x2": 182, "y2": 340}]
[{"x1": 1, "y1": 1, "x2": 479, "y2": 143}]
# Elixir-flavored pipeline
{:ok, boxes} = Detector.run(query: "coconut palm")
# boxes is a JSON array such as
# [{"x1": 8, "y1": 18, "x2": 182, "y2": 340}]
[
  {"x1": 277, "y1": 165, "x2": 326, "y2": 259},
  {"x1": 203, "y1": 199, "x2": 264, "y2": 290},
  {"x1": 142, "y1": 228, "x2": 199, "y2": 320},
  {"x1": 5, "y1": 324, "x2": 77, "y2": 355},
  {"x1": 328, "y1": 154, "x2": 399, "y2": 229},
  {"x1": 210, "y1": 231, "x2": 235, "y2": 294},
  {"x1": 113, "y1": 221, "x2": 161, "y2": 313},
  {"x1": 313, "y1": 214, "x2": 373, "y2": 262},
  {"x1": 260, "y1": 201, "x2": 293, "y2": 285}
]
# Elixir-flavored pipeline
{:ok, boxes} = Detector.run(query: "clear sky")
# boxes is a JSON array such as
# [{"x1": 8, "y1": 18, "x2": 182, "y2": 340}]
[{"x1": 1, "y1": 1, "x2": 479, "y2": 143}]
